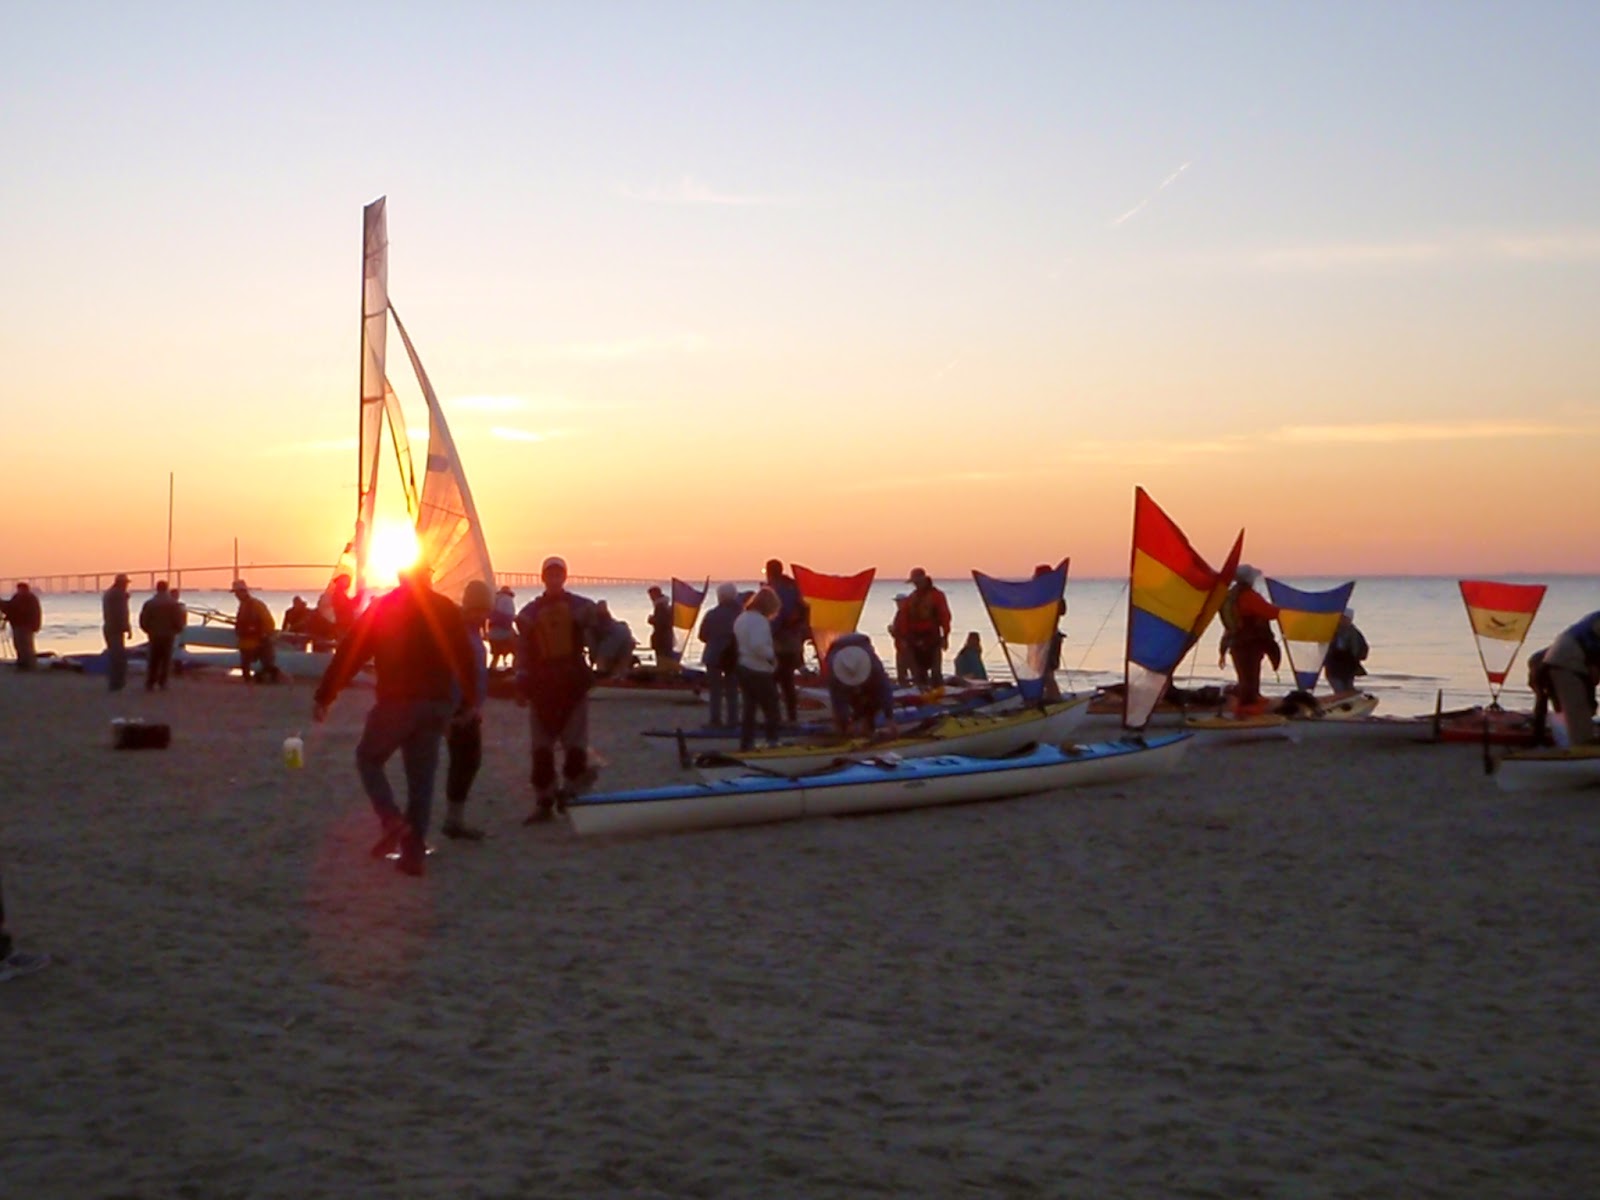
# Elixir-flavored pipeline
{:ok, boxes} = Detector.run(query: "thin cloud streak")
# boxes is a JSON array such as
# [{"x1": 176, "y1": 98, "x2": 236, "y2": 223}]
[
  {"x1": 259, "y1": 437, "x2": 357, "y2": 457},
  {"x1": 489, "y1": 426, "x2": 567, "y2": 443},
  {"x1": 620, "y1": 175, "x2": 792, "y2": 207},
  {"x1": 1110, "y1": 161, "x2": 1192, "y2": 228},
  {"x1": 1267, "y1": 419, "x2": 1599, "y2": 444},
  {"x1": 1248, "y1": 228, "x2": 1600, "y2": 272},
  {"x1": 525, "y1": 334, "x2": 708, "y2": 362}
]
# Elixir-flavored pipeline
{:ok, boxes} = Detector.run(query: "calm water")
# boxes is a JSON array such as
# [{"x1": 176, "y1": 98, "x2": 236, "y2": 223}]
[{"x1": 19, "y1": 576, "x2": 1598, "y2": 717}]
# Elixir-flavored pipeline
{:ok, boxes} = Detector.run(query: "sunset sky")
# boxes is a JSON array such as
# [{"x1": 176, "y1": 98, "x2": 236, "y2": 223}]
[{"x1": 5, "y1": 3, "x2": 1597, "y2": 582}]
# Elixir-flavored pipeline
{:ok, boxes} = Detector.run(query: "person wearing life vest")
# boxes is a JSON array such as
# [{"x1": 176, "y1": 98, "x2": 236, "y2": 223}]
[
  {"x1": 1217, "y1": 564, "x2": 1281, "y2": 714},
  {"x1": 515, "y1": 556, "x2": 601, "y2": 822},
  {"x1": 903, "y1": 567, "x2": 952, "y2": 689},
  {"x1": 825, "y1": 633, "x2": 899, "y2": 738},
  {"x1": 1535, "y1": 610, "x2": 1600, "y2": 746}
]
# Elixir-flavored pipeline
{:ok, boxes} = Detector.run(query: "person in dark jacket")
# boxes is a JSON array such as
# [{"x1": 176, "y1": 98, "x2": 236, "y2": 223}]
[
  {"x1": 442, "y1": 580, "x2": 494, "y2": 841},
  {"x1": 516, "y1": 556, "x2": 601, "y2": 822},
  {"x1": 232, "y1": 580, "x2": 279, "y2": 683},
  {"x1": 281, "y1": 596, "x2": 313, "y2": 638},
  {"x1": 1323, "y1": 609, "x2": 1369, "y2": 694},
  {"x1": 825, "y1": 633, "x2": 899, "y2": 737},
  {"x1": 312, "y1": 565, "x2": 481, "y2": 876},
  {"x1": 697, "y1": 582, "x2": 743, "y2": 727},
  {"x1": 1535, "y1": 610, "x2": 1600, "y2": 746},
  {"x1": 4, "y1": 583, "x2": 42, "y2": 671},
  {"x1": 764, "y1": 559, "x2": 810, "y2": 722},
  {"x1": 137, "y1": 581, "x2": 185, "y2": 691},
  {"x1": 647, "y1": 585, "x2": 678, "y2": 669},
  {"x1": 102, "y1": 574, "x2": 131, "y2": 692}
]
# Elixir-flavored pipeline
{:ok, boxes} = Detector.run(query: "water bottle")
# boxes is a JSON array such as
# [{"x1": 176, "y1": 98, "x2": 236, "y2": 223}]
[{"x1": 283, "y1": 734, "x2": 305, "y2": 769}]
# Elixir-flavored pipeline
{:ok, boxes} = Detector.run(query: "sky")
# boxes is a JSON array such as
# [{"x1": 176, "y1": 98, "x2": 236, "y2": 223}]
[{"x1": 4, "y1": 2, "x2": 1598, "y2": 584}]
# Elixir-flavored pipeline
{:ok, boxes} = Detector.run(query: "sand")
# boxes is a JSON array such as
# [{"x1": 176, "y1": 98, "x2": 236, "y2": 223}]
[{"x1": 1, "y1": 666, "x2": 1596, "y2": 1198}]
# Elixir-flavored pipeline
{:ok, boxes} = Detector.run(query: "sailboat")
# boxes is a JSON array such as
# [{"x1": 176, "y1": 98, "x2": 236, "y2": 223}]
[{"x1": 180, "y1": 197, "x2": 494, "y2": 678}]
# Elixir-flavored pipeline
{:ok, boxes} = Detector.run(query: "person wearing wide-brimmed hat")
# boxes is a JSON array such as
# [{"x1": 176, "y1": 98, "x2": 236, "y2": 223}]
[
  {"x1": 102, "y1": 574, "x2": 132, "y2": 692},
  {"x1": 824, "y1": 633, "x2": 898, "y2": 738}
]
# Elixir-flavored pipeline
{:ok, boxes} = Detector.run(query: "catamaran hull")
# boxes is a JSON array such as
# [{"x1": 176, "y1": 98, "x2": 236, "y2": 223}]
[
  {"x1": 567, "y1": 733, "x2": 1191, "y2": 838},
  {"x1": 695, "y1": 695, "x2": 1092, "y2": 780}
]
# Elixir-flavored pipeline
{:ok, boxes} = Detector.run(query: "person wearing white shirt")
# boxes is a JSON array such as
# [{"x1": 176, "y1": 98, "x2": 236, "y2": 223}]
[{"x1": 733, "y1": 587, "x2": 782, "y2": 749}]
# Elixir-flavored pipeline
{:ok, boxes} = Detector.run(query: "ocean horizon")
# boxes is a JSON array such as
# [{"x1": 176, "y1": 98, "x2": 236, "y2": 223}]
[{"x1": 17, "y1": 573, "x2": 1597, "y2": 719}]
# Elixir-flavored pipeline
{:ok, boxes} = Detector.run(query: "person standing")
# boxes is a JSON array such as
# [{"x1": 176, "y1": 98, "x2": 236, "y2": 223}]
[
  {"x1": 903, "y1": 567, "x2": 952, "y2": 689},
  {"x1": 102, "y1": 574, "x2": 131, "y2": 692},
  {"x1": 735, "y1": 587, "x2": 782, "y2": 750},
  {"x1": 888, "y1": 593, "x2": 914, "y2": 686},
  {"x1": 515, "y1": 556, "x2": 601, "y2": 823},
  {"x1": 442, "y1": 580, "x2": 493, "y2": 841},
  {"x1": 1323, "y1": 609, "x2": 1369, "y2": 695},
  {"x1": 647, "y1": 585, "x2": 678, "y2": 669},
  {"x1": 1537, "y1": 610, "x2": 1600, "y2": 746},
  {"x1": 697, "y1": 582, "x2": 743, "y2": 727},
  {"x1": 1034, "y1": 562, "x2": 1066, "y2": 702},
  {"x1": 1218, "y1": 565, "x2": 1282, "y2": 715},
  {"x1": 137, "y1": 581, "x2": 185, "y2": 691},
  {"x1": 312, "y1": 565, "x2": 480, "y2": 876},
  {"x1": 764, "y1": 560, "x2": 809, "y2": 723},
  {"x1": 4, "y1": 583, "x2": 42, "y2": 671}
]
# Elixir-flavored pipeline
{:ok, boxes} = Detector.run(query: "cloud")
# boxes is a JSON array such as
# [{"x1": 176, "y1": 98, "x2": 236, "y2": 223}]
[
  {"x1": 930, "y1": 357, "x2": 961, "y2": 384},
  {"x1": 620, "y1": 176, "x2": 790, "y2": 207},
  {"x1": 1247, "y1": 228, "x2": 1600, "y2": 272},
  {"x1": 1110, "y1": 161, "x2": 1192, "y2": 228},
  {"x1": 489, "y1": 426, "x2": 559, "y2": 443},
  {"x1": 449, "y1": 395, "x2": 528, "y2": 414},
  {"x1": 1266, "y1": 419, "x2": 1598, "y2": 445}
]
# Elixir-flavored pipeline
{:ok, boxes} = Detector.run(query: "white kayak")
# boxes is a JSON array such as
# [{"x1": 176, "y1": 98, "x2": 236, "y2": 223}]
[
  {"x1": 1495, "y1": 745, "x2": 1600, "y2": 793},
  {"x1": 693, "y1": 695, "x2": 1092, "y2": 779},
  {"x1": 566, "y1": 732, "x2": 1192, "y2": 838}
]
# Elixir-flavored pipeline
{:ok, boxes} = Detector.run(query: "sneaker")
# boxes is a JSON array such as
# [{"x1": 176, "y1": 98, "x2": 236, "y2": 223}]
[
  {"x1": 396, "y1": 832, "x2": 427, "y2": 876},
  {"x1": 369, "y1": 819, "x2": 406, "y2": 860},
  {"x1": 441, "y1": 821, "x2": 485, "y2": 841}
]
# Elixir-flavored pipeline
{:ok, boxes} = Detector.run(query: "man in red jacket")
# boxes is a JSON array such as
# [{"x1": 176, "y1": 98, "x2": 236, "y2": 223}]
[{"x1": 1218, "y1": 564, "x2": 1281, "y2": 715}]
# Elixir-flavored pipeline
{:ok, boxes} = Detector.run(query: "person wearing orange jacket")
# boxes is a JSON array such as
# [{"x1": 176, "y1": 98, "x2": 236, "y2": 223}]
[
  {"x1": 903, "y1": 567, "x2": 952, "y2": 689},
  {"x1": 1217, "y1": 564, "x2": 1282, "y2": 715}
]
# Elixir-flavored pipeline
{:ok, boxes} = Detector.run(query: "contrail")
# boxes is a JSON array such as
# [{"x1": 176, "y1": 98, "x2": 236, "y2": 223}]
[{"x1": 1111, "y1": 161, "x2": 1192, "y2": 228}]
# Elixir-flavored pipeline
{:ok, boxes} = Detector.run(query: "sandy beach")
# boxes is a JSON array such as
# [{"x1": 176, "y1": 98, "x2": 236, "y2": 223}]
[{"x1": 2, "y1": 667, "x2": 1596, "y2": 1198}]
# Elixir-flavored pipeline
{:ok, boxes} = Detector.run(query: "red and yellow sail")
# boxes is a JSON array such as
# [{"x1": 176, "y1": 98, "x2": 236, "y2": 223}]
[
  {"x1": 793, "y1": 565, "x2": 875, "y2": 666},
  {"x1": 1459, "y1": 579, "x2": 1546, "y2": 695}
]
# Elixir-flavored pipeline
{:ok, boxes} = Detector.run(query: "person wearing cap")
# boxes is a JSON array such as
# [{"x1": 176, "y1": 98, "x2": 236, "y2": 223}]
[
  {"x1": 952, "y1": 631, "x2": 988, "y2": 682},
  {"x1": 646, "y1": 585, "x2": 678, "y2": 670},
  {"x1": 313, "y1": 564, "x2": 481, "y2": 876},
  {"x1": 515, "y1": 556, "x2": 602, "y2": 821},
  {"x1": 825, "y1": 633, "x2": 899, "y2": 738},
  {"x1": 1217, "y1": 565, "x2": 1282, "y2": 714},
  {"x1": 102, "y1": 574, "x2": 132, "y2": 692},
  {"x1": 1032, "y1": 562, "x2": 1067, "y2": 701},
  {"x1": 1323, "y1": 608, "x2": 1369, "y2": 695},
  {"x1": 231, "y1": 579, "x2": 280, "y2": 684},
  {"x1": 441, "y1": 580, "x2": 494, "y2": 840},
  {"x1": 2, "y1": 582, "x2": 42, "y2": 671},
  {"x1": 763, "y1": 559, "x2": 810, "y2": 722},
  {"x1": 902, "y1": 568, "x2": 952, "y2": 689},
  {"x1": 697, "y1": 582, "x2": 744, "y2": 727},
  {"x1": 137, "y1": 581, "x2": 186, "y2": 691}
]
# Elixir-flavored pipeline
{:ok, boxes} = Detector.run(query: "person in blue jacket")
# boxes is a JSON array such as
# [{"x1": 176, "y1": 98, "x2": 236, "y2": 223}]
[
  {"x1": 696, "y1": 582, "x2": 743, "y2": 727},
  {"x1": 825, "y1": 633, "x2": 900, "y2": 738}
]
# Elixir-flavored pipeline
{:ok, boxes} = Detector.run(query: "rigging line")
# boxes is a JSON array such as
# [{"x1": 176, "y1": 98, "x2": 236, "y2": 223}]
[{"x1": 1070, "y1": 580, "x2": 1127, "y2": 681}]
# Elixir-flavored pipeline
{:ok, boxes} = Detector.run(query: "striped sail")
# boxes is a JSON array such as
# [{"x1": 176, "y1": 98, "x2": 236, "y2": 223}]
[
  {"x1": 793, "y1": 565, "x2": 875, "y2": 667},
  {"x1": 671, "y1": 578, "x2": 708, "y2": 658},
  {"x1": 1266, "y1": 579, "x2": 1355, "y2": 691},
  {"x1": 1125, "y1": 488, "x2": 1243, "y2": 730},
  {"x1": 1459, "y1": 579, "x2": 1546, "y2": 695},
  {"x1": 973, "y1": 561, "x2": 1068, "y2": 704}
]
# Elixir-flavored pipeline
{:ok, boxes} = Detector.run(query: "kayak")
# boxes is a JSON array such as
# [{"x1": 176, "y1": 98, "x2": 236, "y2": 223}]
[
  {"x1": 567, "y1": 732, "x2": 1192, "y2": 838},
  {"x1": 796, "y1": 680, "x2": 1019, "y2": 713},
  {"x1": 591, "y1": 666, "x2": 706, "y2": 703},
  {"x1": 1495, "y1": 744, "x2": 1600, "y2": 793},
  {"x1": 691, "y1": 695, "x2": 1093, "y2": 779},
  {"x1": 1183, "y1": 712, "x2": 1294, "y2": 745},
  {"x1": 1432, "y1": 705, "x2": 1547, "y2": 747}
]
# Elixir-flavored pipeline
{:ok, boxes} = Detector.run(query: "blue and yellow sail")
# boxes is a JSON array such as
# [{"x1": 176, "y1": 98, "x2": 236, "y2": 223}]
[
  {"x1": 1265, "y1": 579, "x2": 1355, "y2": 691},
  {"x1": 973, "y1": 561, "x2": 1068, "y2": 704},
  {"x1": 670, "y1": 577, "x2": 709, "y2": 660}
]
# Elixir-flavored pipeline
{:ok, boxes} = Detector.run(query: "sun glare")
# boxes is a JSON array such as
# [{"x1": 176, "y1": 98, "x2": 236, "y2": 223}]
[{"x1": 367, "y1": 519, "x2": 421, "y2": 586}]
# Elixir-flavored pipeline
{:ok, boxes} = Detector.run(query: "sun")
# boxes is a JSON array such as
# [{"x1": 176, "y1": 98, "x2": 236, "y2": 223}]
[{"x1": 367, "y1": 519, "x2": 421, "y2": 587}]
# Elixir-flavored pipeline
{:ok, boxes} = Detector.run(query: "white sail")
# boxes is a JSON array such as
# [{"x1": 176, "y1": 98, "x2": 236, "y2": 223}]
[
  {"x1": 391, "y1": 303, "x2": 496, "y2": 600},
  {"x1": 354, "y1": 196, "x2": 389, "y2": 594}
]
